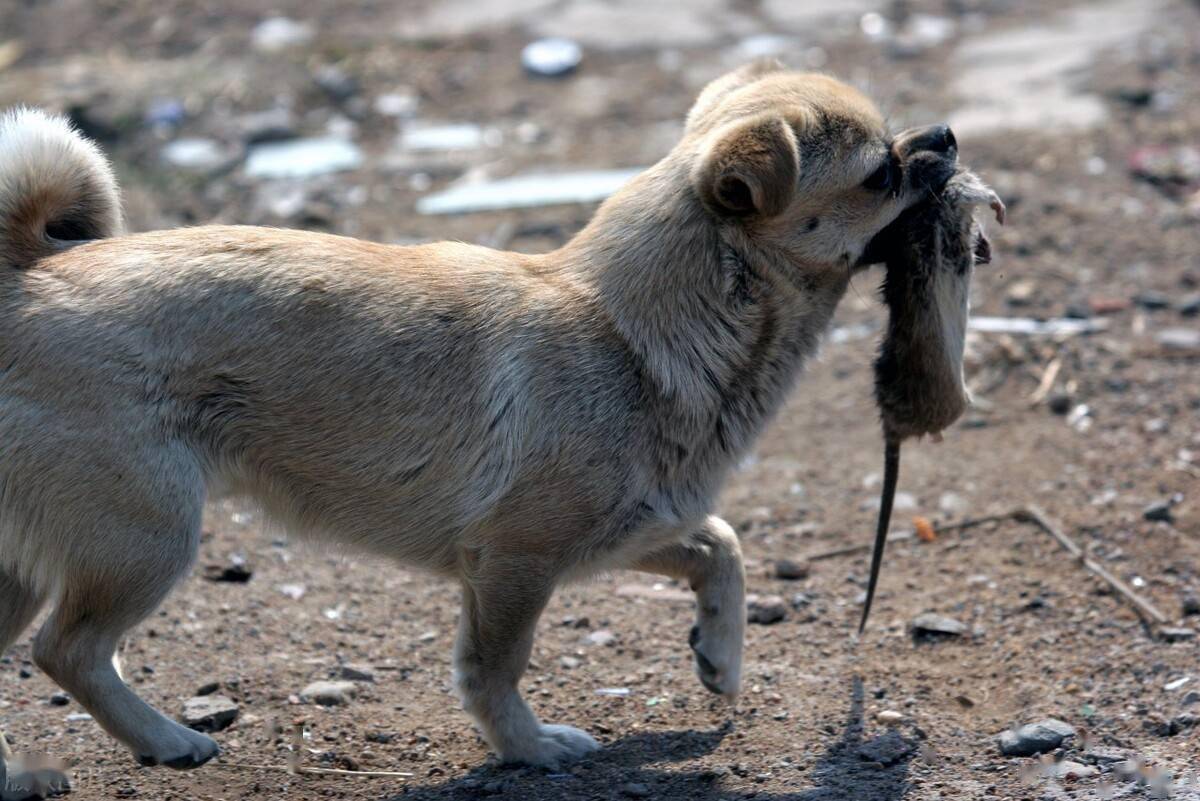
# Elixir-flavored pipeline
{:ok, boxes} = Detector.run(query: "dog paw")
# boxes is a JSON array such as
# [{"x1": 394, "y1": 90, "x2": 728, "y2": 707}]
[
  {"x1": 135, "y1": 724, "x2": 219, "y2": 770},
  {"x1": 500, "y1": 724, "x2": 598, "y2": 769},
  {"x1": 689, "y1": 614, "x2": 743, "y2": 697}
]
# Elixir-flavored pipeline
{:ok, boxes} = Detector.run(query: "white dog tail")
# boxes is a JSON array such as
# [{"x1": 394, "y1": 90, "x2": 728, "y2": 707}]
[{"x1": 0, "y1": 107, "x2": 122, "y2": 268}]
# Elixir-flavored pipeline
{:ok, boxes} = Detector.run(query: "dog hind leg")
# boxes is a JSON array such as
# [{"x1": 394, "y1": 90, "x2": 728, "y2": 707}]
[
  {"x1": 453, "y1": 552, "x2": 598, "y2": 769},
  {"x1": 31, "y1": 518, "x2": 218, "y2": 770},
  {"x1": 0, "y1": 568, "x2": 46, "y2": 779},
  {"x1": 631, "y1": 515, "x2": 745, "y2": 697}
]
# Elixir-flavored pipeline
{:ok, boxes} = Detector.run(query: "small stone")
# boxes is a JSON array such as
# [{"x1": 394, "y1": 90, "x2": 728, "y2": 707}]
[
  {"x1": 313, "y1": 64, "x2": 358, "y2": 101},
  {"x1": 1181, "y1": 690, "x2": 1200, "y2": 707},
  {"x1": 997, "y1": 719, "x2": 1076, "y2": 757},
  {"x1": 48, "y1": 692, "x2": 70, "y2": 706},
  {"x1": 1143, "y1": 500, "x2": 1175, "y2": 523},
  {"x1": 196, "y1": 681, "x2": 220, "y2": 696},
  {"x1": 1134, "y1": 291, "x2": 1171, "y2": 310},
  {"x1": 1047, "y1": 760, "x2": 1099, "y2": 780},
  {"x1": 773, "y1": 559, "x2": 810, "y2": 580},
  {"x1": 1183, "y1": 595, "x2": 1200, "y2": 617},
  {"x1": 1005, "y1": 279, "x2": 1037, "y2": 306},
  {"x1": 203, "y1": 561, "x2": 253, "y2": 583},
  {"x1": 300, "y1": 680, "x2": 358, "y2": 706},
  {"x1": 911, "y1": 613, "x2": 966, "y2": 639},
  {"x1": 619, "y1": 782, "x2": 651, "y2": 798},
  {"x1": 18, "y1": 666, "x2": 31, "y2": 679},
  {"x1": 1047, "y1": 393, "x2": 1073, "y2": 415},
  {"x1": 747, "y1": 595, "x2": 788, "y2": 625},
  {"x1": 1084, "y1": 745, "x2": 1132, "y2": 764},
  {"x1": 374, "y1": 91, "x2": 419, "y2": 118},
  {"x1": 586, "y1": 629, "x2": 615, "y2": 646},
  {"x1": 366, "y1": 731, "x2": 395, "y2": 744},
  {"x1": 1161, "y1": 627, "x2": 1196, "y2": 643},
  {"x1": 1180, "y1": 294, "x2": 1200, "y2": 317},
  {"x1": 1156, "y1": 328, "x2": 1200, "y2": 351},
  {"x1": 338, "y1": 664, "x2": 375, "y2": 683},
  {"x1": 559, "y1": 655, "x2": 581, "y2": 669},
  {"x1": 521, "y1": 37, "x2": 583, "y2": 78},
  {"x1": 876, "y1": 710, "x2": 904, "y2": 725},
  {"x1": 182, "y1": 695, "x2": 239, "y2": 732}
]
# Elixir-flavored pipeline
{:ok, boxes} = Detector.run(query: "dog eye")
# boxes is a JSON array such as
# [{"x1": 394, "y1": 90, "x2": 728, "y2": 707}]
[{"x1": 862, "y1": 161, "x2": 894, "y2": 191}]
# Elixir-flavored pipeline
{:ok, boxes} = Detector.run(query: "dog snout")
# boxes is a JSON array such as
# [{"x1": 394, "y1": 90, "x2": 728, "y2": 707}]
[{"x1": 898, "y1": 124, "x2": 957, "y2": 157}]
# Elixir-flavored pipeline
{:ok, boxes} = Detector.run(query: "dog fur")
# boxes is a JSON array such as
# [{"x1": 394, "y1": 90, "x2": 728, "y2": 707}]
[{"x1": 0, "y1": 62, "x2": 958, "y2": 772}]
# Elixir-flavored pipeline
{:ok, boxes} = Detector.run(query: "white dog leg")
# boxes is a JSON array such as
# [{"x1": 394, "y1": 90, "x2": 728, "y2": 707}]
[
  {"x1": 1, "y1": 568, "x2": 45, "y2": 781},
  {"x1": 633, "y1": 515, "x2": 745, "y2": 697}
]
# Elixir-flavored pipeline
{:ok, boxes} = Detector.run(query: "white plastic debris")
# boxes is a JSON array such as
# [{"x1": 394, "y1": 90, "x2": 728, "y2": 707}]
[
  {"x1": 417, "y1": 168, "x2": 642, "y2": 215},
  {"x1": 400, "y1": 123, "x2": 489, "y2": 152},
  {"x1": 968, "y1": 316, "x2": 1108, "y2": 336},
  {"x1": 521, "y1": 37, "x2": 582, "y2": 77},
  {"x1": 161, "y1": 138, "x2": 230, "y2": 172},
  {"x1": 245, "y1": 137, "x2": 363, "y2": 179},
  {"x1": 252, "y1": 17, "x2": 314, "y2": 51}
]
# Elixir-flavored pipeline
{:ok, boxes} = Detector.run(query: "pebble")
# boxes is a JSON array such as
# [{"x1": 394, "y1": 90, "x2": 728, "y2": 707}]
[
  {"x1": 521, "y1": 38, "x2": 583, "y2": 77},
  {"x1": 1047, "y1": 392, "x2": 1073, "y2": 415},
  {"x1": 773, "y1": 559, "x2": 810, "y2": 580},
  {"x1": 1047, "y1": 760, "x2": 1099, "y2": 780},
  {"x1": 618, "y1": 782, "x2": 651, "y2": 798},
  {"x1": 1156, "y1": 328, "x2": 1200, "y2": 351},
  {"x1": 48, "y1": 692, "x2": 70, "y2": 706},
  {"x1": 876, "y1": 710, "x2": 905, "y2": 725},
  {"x1": 1184, "y1": 596, "x2": 1200, "y2": 617},
  {"x1": 747, "y1": 595, "x2": 788, "y2": 625},
  {"x1": 181, "y1": 695, "x2": 239, "y2": 732},
  {"x1": 586, "y1": 629, "x2": 616, "y2": 646},
  {"x1": 1133, "y1": 290, "x2": 1171, "y2": 310},
  {"x1": 1181, "y1": 690, "x2": 1200, "y2": 707},
  {"x1": 202, "y1": 561, "x2": 253, "y2": 583},
  {"x1": 313, "y1": 64, "x2": 358, "y2": 101},
  {"x1": 338, "y1": 664, "x2": 376, "y2": 683},
  {"x1": 196, "y1": 681, "x2": 220, "y2": 696},
  {"x1": 997, "y1": 719, "x2": 1076, "y2": 757},
  {"x1": 1143, "y1": 499, "x2": 1175, "y2": 523},
  {"x1": 1180, "y1": 293, "x2": 1200, "y2": 317},
  {"x1": 559, "y1": 655, "x2": 581, "y2": 669},
  {"x1": 300, "y1": 680, "x2": 358, "y2": 706},
  {"x1": 1160, "y1": 627, "x2": 1196, "y2": 643},
  {"x1": 911, "y1": 613, "x2": 967, "y2": 638},
  {"x1": 374, "y1": 90, "x2": 420, "y2": 118}
]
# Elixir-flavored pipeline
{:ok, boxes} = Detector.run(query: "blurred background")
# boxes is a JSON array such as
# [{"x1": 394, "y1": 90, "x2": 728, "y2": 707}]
[{"x1": 0, "y1": 1, "x2": 1198, "y2": 800}]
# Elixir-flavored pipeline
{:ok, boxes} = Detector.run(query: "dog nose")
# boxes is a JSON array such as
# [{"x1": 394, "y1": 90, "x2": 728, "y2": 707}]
[{"x1": 909, "y1": 124, "x2": 956, "y2": 154}]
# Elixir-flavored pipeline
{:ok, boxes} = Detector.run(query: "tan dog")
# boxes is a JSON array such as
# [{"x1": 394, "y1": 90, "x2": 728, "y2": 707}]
[{"x1": 0, "y1": 62, "x2": 959, "y2": 772}]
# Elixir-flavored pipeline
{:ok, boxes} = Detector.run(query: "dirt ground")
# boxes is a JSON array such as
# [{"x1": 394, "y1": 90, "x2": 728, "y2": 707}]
[{"x1": 0, "y1": 0, "x2": 1198, "y2": 799}]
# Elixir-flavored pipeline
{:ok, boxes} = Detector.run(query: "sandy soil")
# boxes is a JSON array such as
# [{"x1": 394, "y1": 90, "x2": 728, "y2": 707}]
[{"x1": 0, "y1": 1, "x2": 1197, "y2": 799}]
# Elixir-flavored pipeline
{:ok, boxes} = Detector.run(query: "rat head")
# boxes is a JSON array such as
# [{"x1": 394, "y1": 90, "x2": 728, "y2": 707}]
[{"x1": 685, "y1": 62, "x2": 958, "y2": 272}]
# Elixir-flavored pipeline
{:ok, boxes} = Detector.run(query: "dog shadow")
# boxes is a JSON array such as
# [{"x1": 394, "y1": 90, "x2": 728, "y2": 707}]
[{"x1": 387, "y1": 677, "x2": 915, "y2": 801}]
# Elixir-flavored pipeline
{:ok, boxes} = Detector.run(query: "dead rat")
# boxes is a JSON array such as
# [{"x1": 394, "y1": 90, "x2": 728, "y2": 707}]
[{"x1": 856, "y1": 170, "x2": 1005, "y2": 633}]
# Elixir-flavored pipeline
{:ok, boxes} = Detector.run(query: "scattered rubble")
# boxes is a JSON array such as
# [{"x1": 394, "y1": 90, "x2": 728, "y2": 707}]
[{"x1": 181, "y1": 695, "x2": 239, "y2": 732}]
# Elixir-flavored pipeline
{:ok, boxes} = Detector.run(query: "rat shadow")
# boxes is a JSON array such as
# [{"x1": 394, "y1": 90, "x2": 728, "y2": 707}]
[{"x1": 385, "y1": 677, "x2": 915, "y2": 801}]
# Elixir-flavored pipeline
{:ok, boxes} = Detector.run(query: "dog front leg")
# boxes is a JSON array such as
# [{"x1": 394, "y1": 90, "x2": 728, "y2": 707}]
[
  {"x1": 632, "y1": 515, "x2": 745, "y2": 697},
  {"x1": 453, "y1": 551, "x2": 598, "y2": 769}
]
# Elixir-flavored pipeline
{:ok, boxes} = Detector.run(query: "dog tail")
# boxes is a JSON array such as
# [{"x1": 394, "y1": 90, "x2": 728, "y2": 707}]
[{"x1": 0, "y1": 107, "x2": 122, "y2": 268}]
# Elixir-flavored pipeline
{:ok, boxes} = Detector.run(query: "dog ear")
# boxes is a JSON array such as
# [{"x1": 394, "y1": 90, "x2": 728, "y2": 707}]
[{"x1": 693, "y1": 114, "x2": 799, "y2": 219}]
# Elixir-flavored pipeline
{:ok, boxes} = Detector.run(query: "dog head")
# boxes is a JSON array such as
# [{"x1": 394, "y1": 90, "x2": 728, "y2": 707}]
[{"x1": 686, "y1": 61, "x2": 958, "y2": 273}]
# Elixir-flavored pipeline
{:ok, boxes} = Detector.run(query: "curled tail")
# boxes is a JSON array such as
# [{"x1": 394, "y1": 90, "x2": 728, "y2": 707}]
[{"x1": 0, "y1": 107, "x2": 122, "y2": 268}]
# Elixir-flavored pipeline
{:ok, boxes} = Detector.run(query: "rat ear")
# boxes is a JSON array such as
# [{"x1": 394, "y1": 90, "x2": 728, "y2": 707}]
[{"x1": 692, "y1": 114, "x2": 799, "y2": 219}]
